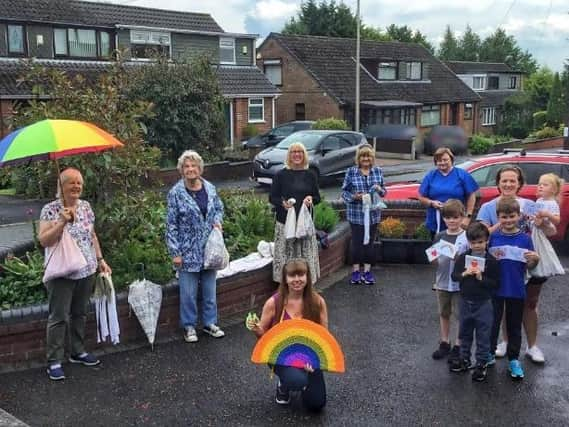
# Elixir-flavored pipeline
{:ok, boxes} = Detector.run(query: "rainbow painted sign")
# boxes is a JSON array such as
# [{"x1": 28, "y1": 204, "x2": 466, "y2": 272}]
[{"x1": 251, "y1": 318, "x2": 345, "y2": 373}]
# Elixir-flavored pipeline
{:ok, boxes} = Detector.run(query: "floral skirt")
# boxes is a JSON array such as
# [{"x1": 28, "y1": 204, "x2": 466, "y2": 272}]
[{"x1": 272, "y1": 221, "x2": 320, "y2": 285}]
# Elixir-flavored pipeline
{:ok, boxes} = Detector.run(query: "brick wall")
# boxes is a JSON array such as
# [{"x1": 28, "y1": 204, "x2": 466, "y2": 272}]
[
  {"x1": 258, "y1": 39, "x2": 341, "y2": 125},
  {"x1": 233, "y1": 97, "x2": 273, "y2": 142},
  {"x1": 0, "y1": 223, "x2": 350, "y2": 367}
]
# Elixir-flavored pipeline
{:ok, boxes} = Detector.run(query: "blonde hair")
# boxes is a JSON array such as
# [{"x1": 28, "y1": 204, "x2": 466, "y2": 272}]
[
  {"x1": 433, "y1": 147, "x2": 455, "y2": 165},
  {"x1": 177, "y1": 150, "x2": 204, "y2": 175},
  {"x1": 56, "y1": 167, "x2": 83, "y2": 199},
  {"x1": 539, "y1": 173, "x2": 564, "y2": 199},
  {"x1": 285, "y1": 142, "x2": 309, "y2": 170},
  {"x1": 355, "y1": 144, "x2": 375, "y2": 166}
]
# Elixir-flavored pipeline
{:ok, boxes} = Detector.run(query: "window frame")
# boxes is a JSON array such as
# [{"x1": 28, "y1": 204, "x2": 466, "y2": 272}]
[
  {"x1": 7, "y1": 24, "x2": 26, "y2": 56},
  {"x1": 487, "y1": 76, "x2": 499, "y2": 90},
  {"x1": 378, "y1": 62, "x2": 397, "y2": 80},
  {"x1": 263, "y1": 60, "x2": 282, "y2": 86},
  {"x1": 53, "y1": 27, "x2": 114, "y2": 59},
  {"x1": 129, "y1": 30, "x2": 171, "y2": 61},
  {"x1": 219, "y1": 37, "x2": 236, "y2": 65},
  {"x1": 472, "y1": 75, "x2": 485, "y2": 90},
  {"x1": 508, "y1": 76, "x2": 517, "y2": 90},
  {"x1": 248, "y1": 98, "x2": 265, "y2": 123},
  {"x1": 420, "y1": 105, "x2": 441, "y2": 127},
  {"x1": 404, "y1": 61, "x2": 422, "y2": 80},
  {"x1": 464, "y1": 103, "x2": 473, "y2": 120},
  {"x1": 482, "y1": 107, "x2": 496, "y2": 126}
]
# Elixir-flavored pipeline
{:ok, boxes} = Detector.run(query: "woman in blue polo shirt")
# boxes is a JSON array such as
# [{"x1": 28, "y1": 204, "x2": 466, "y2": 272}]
[{"x1": 418, "y1": 147, "x2": 479, "y2": 238}]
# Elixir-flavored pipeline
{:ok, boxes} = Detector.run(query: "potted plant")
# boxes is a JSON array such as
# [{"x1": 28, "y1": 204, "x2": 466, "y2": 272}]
[{"x1": 376, "y1": 217, "x2": 431, "y2": 264}]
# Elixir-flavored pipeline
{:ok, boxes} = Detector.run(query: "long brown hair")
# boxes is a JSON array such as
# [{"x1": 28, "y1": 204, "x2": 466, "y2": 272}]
[{"x1": 276, "y1": 258, "x2": 322, "y2": 324}]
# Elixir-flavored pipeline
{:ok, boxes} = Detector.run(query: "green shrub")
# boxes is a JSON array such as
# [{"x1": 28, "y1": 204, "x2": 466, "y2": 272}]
[
  {"x1": 530, "y1": 126, "x2": 562, "y2": 139},
  {"x1": 312, "y1": 118, "x2": 350, "y2": 130},
  {"x1": 379, "y1": 217, "x2": 406, "y2": 238},
  {"x1": 413, "y1": 223, "x2": 431, "y2": 240},
  {"x1": 0, "y1": 168, "x2": 11, "y2": 189},
  {"x1": 469, "y1": 135, "x2": 494, "y2": 154},
  {"x1": 242, "y1": 124, "x2": 260, "y2": 140},
  {"x1": 314, "y1": 201, "x2": 339, "y2": 232},
  {"x1": 0, "y1": 252, "x2": 45, "y2": 309},
  {"x1": 532, "y1": 110, "x2": 548, "y2": 130}
]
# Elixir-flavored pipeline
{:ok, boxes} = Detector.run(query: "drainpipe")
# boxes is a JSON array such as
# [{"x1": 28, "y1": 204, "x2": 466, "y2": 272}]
[{"x1": 354, "y1": 0, "x2": 361, "y2": 132}]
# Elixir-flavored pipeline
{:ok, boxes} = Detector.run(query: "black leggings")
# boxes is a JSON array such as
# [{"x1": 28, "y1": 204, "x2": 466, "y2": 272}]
[
  {"x1": 350, "y1": 223, "x2": 378, "y2": 265},
  {"x1": 491, "y1": 297, "x2": 524, "y2": 360}
]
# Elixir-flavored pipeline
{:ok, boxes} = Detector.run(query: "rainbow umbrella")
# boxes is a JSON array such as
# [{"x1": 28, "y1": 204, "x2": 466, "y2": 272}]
[{"x1": 0, "y1": 119, "x2": 124, "y2": 167}]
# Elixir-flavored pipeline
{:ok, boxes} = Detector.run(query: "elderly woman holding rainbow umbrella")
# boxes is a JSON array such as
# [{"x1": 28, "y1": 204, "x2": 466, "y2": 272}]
[{"x1": 0, "y1": 119, "x2": 122, "y2": 381}]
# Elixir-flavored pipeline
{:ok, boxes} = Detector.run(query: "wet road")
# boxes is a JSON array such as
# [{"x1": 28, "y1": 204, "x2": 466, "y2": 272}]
[{"x1": 1, "y1": 257, "x2": 568, "y2": 426}]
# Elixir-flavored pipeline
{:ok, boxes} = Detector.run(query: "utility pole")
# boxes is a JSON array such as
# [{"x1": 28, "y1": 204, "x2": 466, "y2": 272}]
[{"x1": 355, "y1": 0, "x2": 361, "y2": 131}]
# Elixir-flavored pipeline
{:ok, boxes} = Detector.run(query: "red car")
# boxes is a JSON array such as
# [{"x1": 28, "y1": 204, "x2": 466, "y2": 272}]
[{"x1": 384, "y1": 150, "x2": 569, "y2": 241}]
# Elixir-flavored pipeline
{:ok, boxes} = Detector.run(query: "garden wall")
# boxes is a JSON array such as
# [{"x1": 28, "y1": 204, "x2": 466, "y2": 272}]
[
  {"x1": 0, "y1": 222, "x2": 350, "y2": 368},
  {"x1": 488, "y1": 136, "x2": 565, "y2": 153},
  {"x1": 154, "y1": 160, "x2": 252, "y2": 187}
]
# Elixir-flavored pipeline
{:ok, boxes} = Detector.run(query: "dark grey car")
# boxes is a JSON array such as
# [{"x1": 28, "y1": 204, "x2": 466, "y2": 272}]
[
  {"x1": 242, "y1": 120, "x2": 315, "y2": 149},
  {"x1": 252, "y1": 130, "x2": 368, "y2": 184}
]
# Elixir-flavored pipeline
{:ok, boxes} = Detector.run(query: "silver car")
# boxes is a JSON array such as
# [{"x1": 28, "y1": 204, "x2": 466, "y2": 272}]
[{"x1": 252, "y1": 130, "x2": 368, "y2": 184}]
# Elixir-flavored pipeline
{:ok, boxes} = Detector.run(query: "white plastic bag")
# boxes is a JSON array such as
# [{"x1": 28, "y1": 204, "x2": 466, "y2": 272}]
[
  {"x1": 204, "y1": 228, "x2": 230, "y2": 270},
  {"x1": 284, "y1": 207, "x2": 297, "y2": 240},
  {"x1": 295, "y1": 204, "x2": 315, "y2": 239},
  {"x1": 529, "y1": 225, "x2": 565, "y2": 278}
]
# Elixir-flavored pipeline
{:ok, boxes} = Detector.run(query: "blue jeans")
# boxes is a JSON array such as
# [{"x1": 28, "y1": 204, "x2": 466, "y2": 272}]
[
  {"x1": 459, "y1": 298, "x2": 493, "y2": 365},
  {"x1": 178, "y1": 270, "x2": 218, "y2": 328},
  {"x1": 274, "y1": 365, "x2": 326, "y2": 412}
]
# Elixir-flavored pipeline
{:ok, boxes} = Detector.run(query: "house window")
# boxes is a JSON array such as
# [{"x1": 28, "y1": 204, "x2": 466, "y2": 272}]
[
  {"x1": 472, "y1": 76, "x2": 485, "y2": 90},
  {"x1": 99, "y1": 32, "x2": 111, "y2": 58},
  {"x1": 487, "y1": 76, "x2": 499, "y2": 90},
  {"x1": 378, "y1": 62, "x2": 397, "y2": 80},
  {"x1": 7, "y1": 25, "x2": 25, "y2": 54},
  {"x1": 130, "y1": 30, "x2": 170, "y2": 59},
  {"x1": 54, "y1": 28, "x2": 68, "y2": 55},
  {"x1": 508, "y1": 76, "x2": 517, "y2": 89},
  {"x1": 263, "y1": 60, "x2": 282, "y2": 86},
  {"x1": 219, "y1": 37, "x2": 236, "y2": 64},
  {"x1": 421, "y1": 105, "x2": 441, "y2": 127},
  {"x1": 482, "y1": 107, "x2": 496, "y2": 126},
  {"x1": 464, "y1": 103, "x2": 473, "y2": 120},
  {"x1": 295, "y1": 103, "x2": 306, "y2": 120},
  {"x1": 404, "y1": 62, "x2": 421, "y2": 80},
  {"x1": 248, "y1": 98, "x2": 264, "y2": 122}
]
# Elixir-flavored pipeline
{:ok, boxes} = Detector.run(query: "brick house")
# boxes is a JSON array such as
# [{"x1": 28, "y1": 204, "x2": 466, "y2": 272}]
[
  {"x1": 257, "y1": 33, "x2": 481, "y2": 140},
  {"x1": 445, "y1": 61, "x2": 524, "y2": 135},
  {"x1": 0, "y1": 0, "x2": 279, "y2": 145}
]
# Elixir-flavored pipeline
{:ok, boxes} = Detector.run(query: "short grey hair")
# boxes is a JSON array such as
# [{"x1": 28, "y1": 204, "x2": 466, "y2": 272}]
[
  {"x1": 177, "y1": 150, "x2": 204, "y2": 175},
  {"x1": 56, "y1": 168, "x2": 83, "y2": 199}
]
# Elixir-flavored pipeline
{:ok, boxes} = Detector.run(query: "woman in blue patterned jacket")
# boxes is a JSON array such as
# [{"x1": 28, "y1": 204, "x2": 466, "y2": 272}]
[
  {"x1": 341, "y1": 144, "x2": 386, "y2": 285},
  {"x1": 166, "y1": 150, "x2": 225, "y2": 343}
]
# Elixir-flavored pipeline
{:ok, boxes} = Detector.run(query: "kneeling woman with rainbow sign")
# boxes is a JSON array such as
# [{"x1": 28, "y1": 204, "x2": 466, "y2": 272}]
[{"x1": 247, "y1": 258, "x2": 344, "y2": 411}]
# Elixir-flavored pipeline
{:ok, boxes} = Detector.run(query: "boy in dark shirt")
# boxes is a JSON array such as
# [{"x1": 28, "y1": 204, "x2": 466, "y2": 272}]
[{"x1": 450, "y1": 222, "x2": 500, "y2": 382}]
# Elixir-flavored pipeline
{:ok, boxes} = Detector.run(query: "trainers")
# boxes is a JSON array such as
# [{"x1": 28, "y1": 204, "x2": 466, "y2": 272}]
[
  {"x1": 509, "y1": 359, "x2": 524, "y2": 380},
  {"x1": 275, "y1": 382, "x2": 290, "y2": 405},
  {"x1": 68, "y1": 353, "x2": 100, "y2": 366},
  {"x1": 447, "y1": 345, "x2": 460, "y2": 364},
  {"x1": 350, "y1": 271, "x2": 362, "y2": 285},
  {"x1": 526, "y1": 346, "x2": 545, "y2": 364},
  {"x1": 362, "y1": 271, "x2": 376, "y2": 285},
  {"x1": 471, "y1": 363, "x2": 488, "y2": 382},
  {"x1": 203, "y1": 324, "x2": 225, "y2": 338},
  {"x1": 432, "y1": 341, "x2": 451, "y2": 360},
  {"x1": 449, "y1": 358, "x2": 471, "y2": 373},
  {"x1": 47, "y1": 364, "x2": 65, "y2": 381},
  {"x1": 487, "y1": 354, "x2": 496, "y2": 367},
  {"x1": 495, "y1": 341, "x2": 508, "y2": 358},
  {"x1": 184, "y1": 326, "x2": 198, "y2": 343}
]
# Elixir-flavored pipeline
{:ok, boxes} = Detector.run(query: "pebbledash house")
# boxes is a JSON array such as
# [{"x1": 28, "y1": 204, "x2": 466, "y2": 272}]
[
  {"x1": 0, "y1": 0, "x2": 279, "y2": 145},
  {"x1": 257, "y1": 33, "x2": 481, "y2": 138}
]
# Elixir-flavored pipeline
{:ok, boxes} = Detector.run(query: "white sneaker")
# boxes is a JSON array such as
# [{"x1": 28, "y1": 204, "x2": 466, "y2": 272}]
[
  {"x1": 184, "y1": 326, "x2": 198, "y2": 343},
  {"x1": 495, "y1": 341, "x2": 508, "y2": 358},
  {"x1": 203, "y1": 324, "x2": 225, "y2": 338},
  {"x1": 526, "y1": 346, "x2": 545, "y2": 364}
]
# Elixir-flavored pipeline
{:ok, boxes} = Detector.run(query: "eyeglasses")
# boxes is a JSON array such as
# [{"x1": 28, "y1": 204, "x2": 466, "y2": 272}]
[{"x1": 290, "y1": 150, "x2": 304, "y2": 154}]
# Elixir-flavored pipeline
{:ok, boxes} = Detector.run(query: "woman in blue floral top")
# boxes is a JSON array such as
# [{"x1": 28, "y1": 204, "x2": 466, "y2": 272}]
[
  {"x1": 39, "y1": 168, "x2": 111, "y2": 381},
  {"x1": 166, "y1": 150, "x2": 225, "y2": 344},
  {"x1": 341, "y1": 144, "x2": 386, "y2": 285}
]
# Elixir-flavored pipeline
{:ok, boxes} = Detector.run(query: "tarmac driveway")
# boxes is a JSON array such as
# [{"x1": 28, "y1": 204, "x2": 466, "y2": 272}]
[{"x1": 1, "y1": 259, "x2": 568, "y2": 426}]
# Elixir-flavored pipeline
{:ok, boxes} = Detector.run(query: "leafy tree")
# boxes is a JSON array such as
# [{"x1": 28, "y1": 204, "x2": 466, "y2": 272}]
[
  {"x1": 438, "y1": 26, "x2": 459, "y2": 60},
  {"x1": 457, "y1": 25, "x2": 481, "y2": 61},
  {"x1": 525, "y1": 67, "x2": 555, "y2": 112},
  {"x1": 561, "y1": 64, "x2": 569, "y2": 125},
  {"x1": 479, "y1": 28, "x2": 537, "y2": 74},
  {"x1": 283, "y1": 0, "x2": 358, "y2": 38},
  {"x1": 547, "y1": 72, "x2": 566, "y2": 127},
  {"x1": 385, "y1": 24, "x2": 434, "y2": 53},
  {"x1": 497, "y1": 92, "x2": 533, "y2": 138},
  {"x1": 127, "y1": 56, "x2": 227, "y2": 163},
  {"x1": 360, "y1": 25, "x2": 391, "y2": 41},
  {"x1": 12, "y1": 60, "x2": 160, "y2": 202}
]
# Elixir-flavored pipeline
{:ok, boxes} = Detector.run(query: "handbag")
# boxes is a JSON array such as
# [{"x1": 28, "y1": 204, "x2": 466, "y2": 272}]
[
  {"x1": 43, "y1": 227, "x2": 88, "y2": 283},
  {"x1": 295, "y1": 204, "x2": 315, "y2": 239},
  {"x1": 529, "y1": 224, "x2": 565, "y2": 278}
]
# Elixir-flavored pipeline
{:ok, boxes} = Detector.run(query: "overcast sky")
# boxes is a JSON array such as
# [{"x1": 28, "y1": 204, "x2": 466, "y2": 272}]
[{"x1": 106, "y1": 0, "x2": 568, "y2": 71}]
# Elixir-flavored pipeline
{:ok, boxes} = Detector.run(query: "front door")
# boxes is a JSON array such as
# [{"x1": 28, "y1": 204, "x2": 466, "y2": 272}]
[
  {"x1": 224, "y1": 102, "x2": 231, "y2": 146},
  {"x1": 449, "y1": 103, "x2": 459, "y2": 125}
]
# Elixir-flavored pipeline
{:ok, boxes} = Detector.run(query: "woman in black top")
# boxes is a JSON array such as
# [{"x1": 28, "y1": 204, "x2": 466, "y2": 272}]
[{"x1": 270, "y1": 142, "x2": 321, "y2": 283}]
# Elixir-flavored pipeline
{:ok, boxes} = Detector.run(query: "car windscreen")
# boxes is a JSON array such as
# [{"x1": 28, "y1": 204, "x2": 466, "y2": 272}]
[{"x1": 275, "y1": 132, "x2": 323, "y2": 150}]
